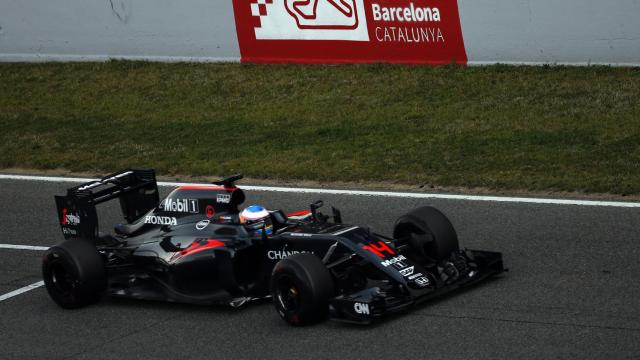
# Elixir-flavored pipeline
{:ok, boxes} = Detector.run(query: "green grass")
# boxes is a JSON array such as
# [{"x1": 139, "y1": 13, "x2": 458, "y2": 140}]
[{"x1": 1, "y1": 61, "x2": 639, "y2": 194}]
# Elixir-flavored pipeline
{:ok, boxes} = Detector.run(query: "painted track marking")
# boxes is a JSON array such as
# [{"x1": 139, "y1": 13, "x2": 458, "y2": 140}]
[
  {"x1": 0, "y1": 281, "x2": 45, "y2": 302},
  {"x1": 0, "y1": 245, "x2": 48, "y2": 302},
  {"x1": 0, "y1": 244, "x2": 49, "y2": 251},
  {"x1": 1, "y1": 174, "x2": 639, "y2": 208}
]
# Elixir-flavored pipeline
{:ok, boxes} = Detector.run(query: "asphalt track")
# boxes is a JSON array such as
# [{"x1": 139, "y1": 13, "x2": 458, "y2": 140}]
[{"x1": 1, "y1": 178, "x2": 639, "y2": 359}]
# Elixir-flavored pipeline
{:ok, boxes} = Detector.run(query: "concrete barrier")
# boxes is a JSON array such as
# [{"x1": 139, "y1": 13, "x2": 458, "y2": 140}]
[
  {"x1": 1, "y1": 0, "x2": 639, "y2": 65},
  {"x1": 459, "y1": 0, "x2": 640, "y2": 66},
  {"x1": 0, "y1": 0, "x2": 241, "y2": 62}
]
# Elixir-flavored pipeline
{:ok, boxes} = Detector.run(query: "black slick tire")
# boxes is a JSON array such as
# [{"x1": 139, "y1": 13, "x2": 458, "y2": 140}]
[
  {"x1": 270, "y1": 253, "x2": 334, "y2": 326},
  {"x1": 393, "y1": 206, "x2": 460, "y2": 262},
  {"x1": 42, "y1": 239, "x2": 107, "y2": 309}
]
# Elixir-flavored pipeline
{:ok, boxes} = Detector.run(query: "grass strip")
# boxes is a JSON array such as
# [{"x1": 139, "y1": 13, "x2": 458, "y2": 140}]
[{"x1": 1, "y1": 61, "x2": 639, "y2": 194}]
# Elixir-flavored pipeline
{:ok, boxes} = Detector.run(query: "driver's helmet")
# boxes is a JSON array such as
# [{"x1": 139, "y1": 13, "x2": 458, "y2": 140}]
[{"x1": 240, "y1": 205, "x2": 273, "y2": 237}]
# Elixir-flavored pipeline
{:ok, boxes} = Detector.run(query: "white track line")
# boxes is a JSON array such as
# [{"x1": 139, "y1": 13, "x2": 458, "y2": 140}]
[
  {"x1": 0, "y1": 245, "x2": 48, "y2": 301},
  {"x1": 0, "y1": 281, "x2": 45, "y2": 302},
  {"x1": 1, "y1": 174, "x2": 639, "y2": 208},
  {"x1": 0, "y1": 244, "x2": 49, "y2": 251}
]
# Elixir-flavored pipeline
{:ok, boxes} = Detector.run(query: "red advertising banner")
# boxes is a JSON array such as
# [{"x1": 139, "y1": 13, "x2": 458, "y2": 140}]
[{"x1": 232, "y1": 0, "x2": 467, "y2": 64}]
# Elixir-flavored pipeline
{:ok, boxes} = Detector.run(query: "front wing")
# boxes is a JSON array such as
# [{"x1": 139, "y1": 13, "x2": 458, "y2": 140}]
[{"x1": 328, "y1": 249, "x2": 505, "y2": 324}]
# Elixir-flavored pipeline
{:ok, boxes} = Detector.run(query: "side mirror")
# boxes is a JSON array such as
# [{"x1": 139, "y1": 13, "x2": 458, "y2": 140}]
[
  {"x1": 310, "y1": 200, "x2": 324, "y2": 221},
  {"x1": 332, "y1": 207, "x2": 342, "y2": 223}
]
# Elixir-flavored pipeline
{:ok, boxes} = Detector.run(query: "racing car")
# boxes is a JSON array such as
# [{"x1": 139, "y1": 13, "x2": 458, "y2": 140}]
[{"x1": 43, "y1": 169, "x2": 505, "y2": 325}]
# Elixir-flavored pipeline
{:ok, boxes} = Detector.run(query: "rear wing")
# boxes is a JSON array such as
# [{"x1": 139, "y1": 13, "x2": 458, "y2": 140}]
[{"x1": 55, "y1": 169, "x2": 160, "y2": 241}]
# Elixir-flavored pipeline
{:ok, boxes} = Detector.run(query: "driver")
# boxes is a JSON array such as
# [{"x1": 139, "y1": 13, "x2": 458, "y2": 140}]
[{"x1": 240, "y1": 205, "x2": 273, "y2": 237}]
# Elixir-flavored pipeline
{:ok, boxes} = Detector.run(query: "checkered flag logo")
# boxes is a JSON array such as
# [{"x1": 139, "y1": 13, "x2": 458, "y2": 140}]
[{"x1": 250, "y1": 0, "x2": 369, "y2": 41}]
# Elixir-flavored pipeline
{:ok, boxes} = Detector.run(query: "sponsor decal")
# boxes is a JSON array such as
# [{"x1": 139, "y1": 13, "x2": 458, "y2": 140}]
[
  {"x1": 163, "y1": 198, "x2": 199, "y2": 213},
  {"x1": 399, "y1": 266, "x2": 414, "y2": 277},
  {"x1": 218, "y1": 215, "x2": 234, "y2": 224},
  {"x1": 65, "y1": 213, "x2": 80, "y2": 225},
  {"x1": 233, "y1": 0, "x2": 466, "y2": 64},
  {"x1": 267, "y1": 248, "x2": 314, "y2": 260},
  {"x1": 206, "y1": 205, "x2": 215, "y2": 218},
  {"x1": 61, "y1": 208, "x2": 80, "y2": 226},
  {"x1": 408, "y1": 272, "x2": 423, "y2": 280},
  {"x1": 289, "y1": 233, "x2": 313, "y2": 237},
  {"x1": 393, "y1": 260, "x2": 408, "y2": 269},
  {"x1": 414, "y1": 276, "x2": 430, "y2": 286},
  {"x1": 216, "y1": 193, "x2": 232, "y2": 204},
  {"x1": 145, "y1": 216, "x2": 178, "y2": 226},
  {"x1": 62, "y1": 228, "x2": 78, "y2": 235},
  {"x1": 196, "y1": 219, "x2": 210, "y2": 230},
  {"x1": 381, "y1": 254, "x2": 407, "y2": 267},
  {"x1": 363, "y1": 240, "x2": 395, "y2": 258},
  {"x1": 250, "y1": 0, "x2": 369, "y2": 41},
  {"x1": 354, "y1": 302, "x2": 370, "y2": 315}
]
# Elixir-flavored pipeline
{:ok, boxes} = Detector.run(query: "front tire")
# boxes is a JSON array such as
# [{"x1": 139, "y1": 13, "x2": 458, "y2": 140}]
[
  {"x1": 393, "y1": 206, "x2": 460, "y2": 262},
  {"x1": 270, "y1": 253, "x2": 334, "y2": 326},
  {"x1": 42, "y1": 240, "x2": 107, "y2": 309}
]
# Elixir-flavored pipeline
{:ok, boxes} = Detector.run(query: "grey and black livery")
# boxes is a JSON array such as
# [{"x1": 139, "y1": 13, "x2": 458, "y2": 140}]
[{"x1": 44, "y1": 168, "x2": 505, "y2": 325}]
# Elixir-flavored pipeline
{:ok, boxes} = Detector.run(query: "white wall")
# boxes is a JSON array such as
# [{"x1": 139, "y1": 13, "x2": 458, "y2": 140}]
[
  {"x1": 459, "y1": 0, "x2": 640, "y2": 66},
  {"x1": 0, "y1": 0, "x2": 241, "y2": 61},
  {"x1": 1, "y1": 0, "x2": 639, "y2": 65}
]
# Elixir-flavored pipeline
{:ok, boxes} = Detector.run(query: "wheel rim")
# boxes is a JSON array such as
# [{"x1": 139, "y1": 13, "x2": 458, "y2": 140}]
[
  {"x1": 49, "y1": 260, "x2": 77, "y2": 295},
  {"x1": 275, "y1": 275, "x2": 300, "y2": 312}
]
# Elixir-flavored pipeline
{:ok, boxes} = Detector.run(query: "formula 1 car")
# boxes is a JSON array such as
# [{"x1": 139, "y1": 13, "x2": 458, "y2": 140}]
[{"x1": 43, "y1": 169, "x2": 505, "y2": 325}]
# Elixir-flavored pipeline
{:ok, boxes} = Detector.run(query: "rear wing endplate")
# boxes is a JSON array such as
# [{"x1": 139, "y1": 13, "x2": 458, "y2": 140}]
[{"x1": 55, "y1": 169, "x2": 159, "y2": 241}]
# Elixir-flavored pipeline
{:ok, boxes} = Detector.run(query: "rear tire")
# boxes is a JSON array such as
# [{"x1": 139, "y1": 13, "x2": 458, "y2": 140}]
[
  {"x1": 393, "y1": 206, "x2": 459, "y2": 262},
  {"x1": 270, "y1": 253, "x2": 334, "y2": 326},
  {"x1": 42, "y1": 240, "x2": 107, "y2": 309}
]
